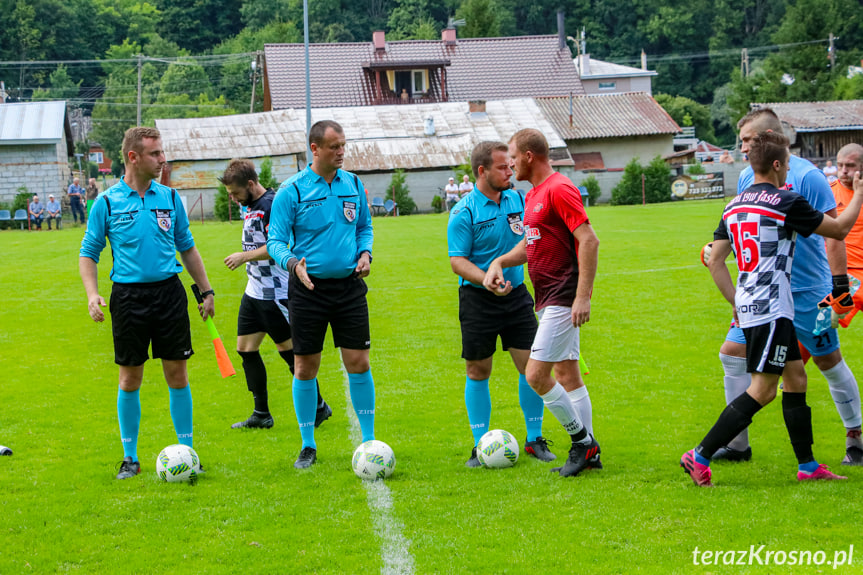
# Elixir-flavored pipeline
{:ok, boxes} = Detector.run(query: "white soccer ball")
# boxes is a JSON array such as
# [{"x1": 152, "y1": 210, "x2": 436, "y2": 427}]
[
  {"x1": 477, "y1": 429, "x2": 519, "y2": 468},
  {"x1": 352, "y1": 440, "x2": 396, "y2": 480},
  {"x1": 156, "y1": 444, "x2": 201, "y2": 483}
]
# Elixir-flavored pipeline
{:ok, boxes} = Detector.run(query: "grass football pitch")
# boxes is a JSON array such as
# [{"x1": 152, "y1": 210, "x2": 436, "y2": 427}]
[{"x1": 1, "y1": 199, "x2": 861, "y2": 574}]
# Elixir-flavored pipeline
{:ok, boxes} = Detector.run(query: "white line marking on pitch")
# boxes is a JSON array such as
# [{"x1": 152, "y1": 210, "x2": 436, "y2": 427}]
[{"x1": 342, "y1": 368, "x2": 415, "y2": 575}]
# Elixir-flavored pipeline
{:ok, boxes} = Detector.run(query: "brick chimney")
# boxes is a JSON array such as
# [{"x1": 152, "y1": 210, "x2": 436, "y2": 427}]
[
  {"x1": 373, "y1": 30, "x2": 386, "y2": 52},
  {"x1": 468, "y1": 100, "x2": 486, "y2": 113},
  {"x1": 442, "y1": 27, "x2": 457, "y2": 46}
]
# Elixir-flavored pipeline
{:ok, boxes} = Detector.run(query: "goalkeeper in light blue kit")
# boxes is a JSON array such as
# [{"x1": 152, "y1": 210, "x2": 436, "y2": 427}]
[
  {"x1": 712, "y1": 108, "x2": 863, "y2": 466},
  {"x1": 267, "y1": 120, "x2": 375, "y2": 470}
]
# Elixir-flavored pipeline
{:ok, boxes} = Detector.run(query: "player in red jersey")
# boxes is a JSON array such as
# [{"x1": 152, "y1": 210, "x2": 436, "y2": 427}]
[{"x1": 483, "y1": 128, "x2": 601, "y2": 477}]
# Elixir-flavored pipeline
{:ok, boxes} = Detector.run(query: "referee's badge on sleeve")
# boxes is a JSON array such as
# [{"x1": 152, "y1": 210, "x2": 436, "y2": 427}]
[
  {"x1": 507, "y1": 214, "x2": 524, "y2": 235},
  {"x1": 343, "y1": 201, "x2": 357, "y2": 222},
  {"x1": 155, "y1": 209, "x2": 172, "y2": 232}
]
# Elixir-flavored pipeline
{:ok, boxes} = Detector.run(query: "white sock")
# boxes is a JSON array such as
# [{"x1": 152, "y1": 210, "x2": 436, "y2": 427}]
[
  {"x1": 822, "y1": 359, "x2": 863, "y2": 429},
  {"x1": 568, "y1": 386, "x2": 593, "y2": 436},
  {"x1": 720, "y1": 353, "x2": 751, "y2": 451},
  {"x1": 541, "y1": 383, "x2": 587, "y2": 442}
]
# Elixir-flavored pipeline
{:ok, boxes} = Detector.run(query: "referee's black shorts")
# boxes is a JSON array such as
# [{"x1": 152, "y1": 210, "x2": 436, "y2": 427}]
[
  {"x1": 459, "y1": 283, "x2": 537, "y2": 361},
  {"x1": 110, "y1": 275, "x2": 193, "y2": 366},
  {"x1": 237, "y1": 293, "x2": 292, "y2": 343},
  {"x1": 288, "y1": 273, "x2": 370, "y2": 355}
]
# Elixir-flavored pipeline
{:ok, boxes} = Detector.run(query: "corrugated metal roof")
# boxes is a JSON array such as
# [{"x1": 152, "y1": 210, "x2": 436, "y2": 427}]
[
  {"x1": 264, "y1": 35, "x2": 583, "y2": 109},
  {"x1": 535, "y1": 92, "x2": 680, "y2": 140},
  {"x1": 156, "y1": 98, "x2": 568, "y2": 172},
  {"x1": 752, "y1": 100, "x2": 863, "y2": 132},
  {"x1": 0, "y1": 101, "x2": 68, "y2": 144}
]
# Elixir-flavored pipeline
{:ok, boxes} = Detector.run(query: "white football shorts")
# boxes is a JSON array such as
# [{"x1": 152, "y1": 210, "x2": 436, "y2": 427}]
[{"x1": 530, "y1": 305, "x2": 579, "y2": 363}]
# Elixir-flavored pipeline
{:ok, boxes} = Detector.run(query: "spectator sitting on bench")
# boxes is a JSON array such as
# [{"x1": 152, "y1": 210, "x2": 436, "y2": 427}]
[
  {"x1": 46, "y1": 193, "x2": 62, "y2": 230},
  {"x1": 29, "y1": 194, "x2": 44, "y2": 230}
]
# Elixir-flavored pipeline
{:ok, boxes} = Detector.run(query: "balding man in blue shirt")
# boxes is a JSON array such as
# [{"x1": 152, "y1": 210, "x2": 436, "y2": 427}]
[
  {"x1": 268, "y1": 120, "x2": 375, "y2": 469},
  {"x1": 447, "y1": 141, "x2": 554, "y2": 467},
  {"x1": 79, "y1": 126, "x2": 216, "y2": 480}
]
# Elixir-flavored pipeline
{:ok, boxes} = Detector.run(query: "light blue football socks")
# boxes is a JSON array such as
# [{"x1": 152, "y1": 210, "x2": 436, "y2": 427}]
[
  {"x1": 117, "y1": 388, "x2": 141, "y2": 461},
  {"x1": 518, "y1": 373, "x2": 544, "y2": 442},
  {"x1": 293, "y1": 376, "x2": 318, "y2": 448},
  {"x1": 465, "y1": 377, "x2": 491, "y2": 445},
  {"x1": 168, "y1": 385, "x2": 194, "y2": 448},
  {"x1": 349, "y1": 370, "x2": 376, "y2": 442}
]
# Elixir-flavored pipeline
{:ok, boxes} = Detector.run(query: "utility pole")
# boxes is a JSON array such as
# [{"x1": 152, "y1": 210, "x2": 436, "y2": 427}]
[
  {"x1": 741, "y1": 48, "x2": 749, "y2": 77},
  {"x1": 136, "y1": 54, "x2": 143, "y2": 125},
  {"x1": 250, "y1": 51, "x2": 260, "y2": 114},
  {"x1": 828, "y1": 32, "x2": 836, "y2": 69}
]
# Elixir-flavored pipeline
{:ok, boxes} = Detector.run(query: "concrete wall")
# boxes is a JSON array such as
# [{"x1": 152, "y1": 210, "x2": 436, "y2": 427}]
[
  {"x1": 581, "y1": 77, "x2": 653, "y2": 96},
  {"x1": 570, "y1": 135, "x2": 675, "y2": 170},
  {"x1": 359, "y1": 169, "x2": 456, "y2": 213},
  {"x1": 0, "y1": 142, "x2": 71, "y2": 203}
]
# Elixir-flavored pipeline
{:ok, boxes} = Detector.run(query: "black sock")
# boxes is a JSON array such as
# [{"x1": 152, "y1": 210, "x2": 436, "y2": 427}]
[
  {"x1": 278, "y1": 349, "x2": 295, "y2": 375},
  {"x1": 782, "y1": 392, "x2": 815, "y2": 465},
  {"x1": 239, "y1": 350, "x2": 269, "y2": 414},
  {"x1": 696, "y1": 392, "x2": 763, "y2": 459},
  {"x1": 569, "y1": 428, "x2": 588, "y2": 444}
]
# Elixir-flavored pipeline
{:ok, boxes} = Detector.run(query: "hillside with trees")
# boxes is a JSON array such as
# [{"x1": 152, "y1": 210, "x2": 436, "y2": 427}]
[{"x1": 1, "y1": 0, "x2": 860, "y2": 165}]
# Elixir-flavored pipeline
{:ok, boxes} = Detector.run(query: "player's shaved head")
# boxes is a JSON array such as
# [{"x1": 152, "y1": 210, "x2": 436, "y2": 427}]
[
  {"x1": 509, "y1": 129, "x2": 549, "y2": 158},
  {"x1": 837, "y1": 143, "x2": 863, "y2": 163},
  {"x1": 836, "y1": 143, "x2": 863, "y2": 188},
  {"x1": 737, "y1": 108, "x2": 782, "y2": 133}
]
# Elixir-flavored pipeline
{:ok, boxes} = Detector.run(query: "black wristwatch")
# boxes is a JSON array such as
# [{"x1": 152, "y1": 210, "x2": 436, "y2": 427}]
[{"x1": 201, "y1": 289, "x2": 215, "y2": 298}]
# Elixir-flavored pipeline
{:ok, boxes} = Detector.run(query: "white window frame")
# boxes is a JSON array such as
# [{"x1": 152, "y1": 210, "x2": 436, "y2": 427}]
[
  {"x1": 412, "y1": 70, "x2": 426, "y2": 94},
  {"x1": 89, "y1": 152, "x2": 103, "y2": 164}
]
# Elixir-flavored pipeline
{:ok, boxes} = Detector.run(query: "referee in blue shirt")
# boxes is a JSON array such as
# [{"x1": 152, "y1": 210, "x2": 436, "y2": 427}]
[
  {"x1": 80, "y1": 127, "x2": 216, "y2": 480},
  {"x1": 447, "y1": 141, "x2": 554, "y2": 466},
  {"x1": 268, "y1": 120, "x2": 375, "y2": 469}
]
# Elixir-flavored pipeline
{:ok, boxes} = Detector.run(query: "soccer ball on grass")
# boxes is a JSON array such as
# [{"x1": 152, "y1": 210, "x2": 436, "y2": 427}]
[
  {"x1": 156, "y1": 444, "x2": 201, "y2": 483},
  {"x1": 477, "y1": 429, "x2": 519, "y2": 468},
  {"x1": 352, "y1": 440, "x2": 396, "y2": 480}
]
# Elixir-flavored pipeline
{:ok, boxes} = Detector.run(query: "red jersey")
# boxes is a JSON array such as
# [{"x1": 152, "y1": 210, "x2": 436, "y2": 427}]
[{"x1": 523, "y1": 172, "x2": 590, "y2": 310}]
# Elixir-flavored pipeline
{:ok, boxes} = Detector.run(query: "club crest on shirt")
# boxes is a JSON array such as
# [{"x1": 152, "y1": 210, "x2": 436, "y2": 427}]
[
  {"x1": 343, "y1": 201, "x2": 357, "y2": 222},
  {"x1": 533, "y1": 202, "x2": 543, "y2": 213},
  {"x1": 155, "y1": 210, "x2": 171, "y2": 232},
  {"x1": 507, "y1": 213, "x2": 524, "y2": 235}
]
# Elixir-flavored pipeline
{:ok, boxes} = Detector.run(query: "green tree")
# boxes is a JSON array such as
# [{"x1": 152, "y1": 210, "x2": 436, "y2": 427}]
[
  {"x1": 643, "y1": 155, "x2": 672, "y2": 203},
  {"x1": 31, "y1": 65, "x2": 81, "y2": 101},
  {"x1": 655, "y1": 93, "x2": 716, "y2": 143},
  {"x1": 455, "y1": 0, "x2": 500, "y2": 38},
  {"x1": 611, "y1": 157, "x2": 644, "y2": 206},
  {"x1": 834, "y1": 75, "x2": 863, "y2": 100},
  {"x1": 579, "y1": 174, "x2": 601, "y2": 206},
  {"x1": 258, "y1": 157, "x2": 278, "y2": 189},
  {"x1": 158, "y1": 0, "x2": 244, "y2": 53},
  {"x1": 388, "y1": 169, "x2": 417, "y2": 215}
]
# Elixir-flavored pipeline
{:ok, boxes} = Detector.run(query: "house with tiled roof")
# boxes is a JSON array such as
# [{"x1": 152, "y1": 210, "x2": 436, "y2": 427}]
[
  {"x1": 535, "y1": 92, "x2": 680, "y2": 170},
  {"x1": 263, "y1": 26, "x2": 583, "y2": 110},
  {"x1": 751, "y1": 100, "x2": 863, "y2": 163}
]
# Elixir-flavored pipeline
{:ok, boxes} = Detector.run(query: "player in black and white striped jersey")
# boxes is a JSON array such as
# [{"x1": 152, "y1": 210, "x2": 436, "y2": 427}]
[
  {"x1": 220, "y1": 159, "x2": 332, "y2": 430},
  {"x1": 681, "y1": 131, "x2": 863, "y2": 486}
]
